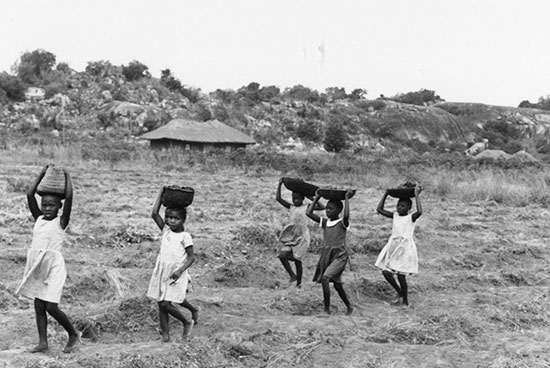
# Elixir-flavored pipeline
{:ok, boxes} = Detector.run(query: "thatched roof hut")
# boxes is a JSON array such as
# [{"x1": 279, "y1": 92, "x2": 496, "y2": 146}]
[{"x1": 141, "y1": 119, "x2": 255, "y2": 152}]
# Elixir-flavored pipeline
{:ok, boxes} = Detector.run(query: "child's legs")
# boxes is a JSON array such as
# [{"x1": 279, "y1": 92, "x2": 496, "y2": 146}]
[
  {"x1": 159, "y1": 301, "x2": 191, "y2": 325},
  {"x1": 180, "y1": 299, "x2": 199, "y2": 324},
  {"x1": 44, "y1": 301, "x2": 78, "y2": 337},
  {"x1": 278, "y1": 250, "x2": 297, "y2": 280},
  {"x1": 295, "y1": 260, "x2": 303, "y2": 286},
  {"x1": 382, "y1": 270, "x2": 402, "y2": 295},
  {"x1": 180, "y1": 299, "x2": 197, "y2": 313},
  {"x1": 333, "y1": 282, "x2": 352, "y2": 312},
  {"x1": 397, "y1": 274, "x2": 408, "y2": 305},
  {"x1": 33, "y1": 299, "x2": 49, "y2": 349},
  {"x1": 157, "y1": 301, "x2": 171, "y2": 340},
  {"x1": 321, "y1": 276, "x2": 331, "y2": 313}
]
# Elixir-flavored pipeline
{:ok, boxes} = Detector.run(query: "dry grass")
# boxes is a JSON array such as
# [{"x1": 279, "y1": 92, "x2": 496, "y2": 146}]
[{"x1": 2, "y1": 143, "x2": 550, "y2": 368}]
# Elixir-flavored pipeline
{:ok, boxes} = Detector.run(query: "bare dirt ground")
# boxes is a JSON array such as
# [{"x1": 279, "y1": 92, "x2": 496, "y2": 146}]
[{"x1": 1, "y1": 164, "x2": 549, "y2": 367}]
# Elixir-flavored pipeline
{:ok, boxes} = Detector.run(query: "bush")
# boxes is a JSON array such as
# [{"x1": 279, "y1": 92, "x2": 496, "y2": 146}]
[
  {"x1": 121, "y1": 60, "x2": 149, "y2": 81},
  {"x1": 355, "y1": 99, "x2": 386, "y2": 111},
  {"x1": 259, "y1": 85, "x2": 280, "y2": 101},
  {"x1": 160, "y1": 68, "x2": 183, "y2": 93},
  {"x1": 180, "y1": 86, "x2": 201, "y2": 103},
  {"x1": 295, "y1": 119, "x2": 323, "y2": 143},
  {"x1": 55, "y1": 62, "x2": 71, "y2": 73},
  {"x1": 44, "y1": 81, "x2": 67, "y2": 99},
  {"x1": 282, "y1": 85, "x2": 325, "y2": 104},
  {"x1": 387, "y1": 88, "x2": 442, "y2": 106},
  {"x1": 86, "y1": 60, "x2": 116, "y2": 77},
  {"x1": 323, "y1": 120, "x2": 349, "y2": 152},
  {"x1": 0, "y1": 72, "x2": 26, "y2": 101},
  {"x1": 482, "y1": 119, "x2": 523, "y2": 152}
]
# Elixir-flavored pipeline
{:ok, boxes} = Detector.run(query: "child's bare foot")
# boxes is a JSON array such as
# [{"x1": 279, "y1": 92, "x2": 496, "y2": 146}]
[
  {"x1": 29, "y1": 344, "x2": 49, "y2": 353},
  {"x1": 287, "y1": 276, "x2": 297, "y2": 287},
  {"x1": 161, "y1": 334, "x2": 171, "y2": 342},
  {"x1": 63, "y1": 332, "x2": 81, "y2": 353},
  {"x1": 391, "y1": 297, "x2": 402, "y2": 305},
  {"x1": 345, "y1": 305, "x2": 354, "y2": 315},
  {"x1": 182, "y1": 320, "x2": 194, "y2": 342},
  {"x1": 191, "y1": 308, "x2": 200, "y2": 325}
]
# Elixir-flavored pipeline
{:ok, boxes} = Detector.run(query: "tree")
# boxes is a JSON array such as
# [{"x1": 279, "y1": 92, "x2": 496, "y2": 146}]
[
  {"x1": 0, "y1": 72, "x2": 26, "y2": 101},
  {"x1": 283, "y1": 85, "x2": 323, "y2": 103},
  {"x1": 56, "y1": 62, "x2": 71, "y2": 74},
  {"x1": 349, "y1": 88, "x2": 367, "y2": 100},
  {"x1": 295, "y1": 120, "x2": 323, "y2": 143},
  {"x1": 121, "y1": 60, "x2": 150, "y2": 81},
  {"x1": 16, "y1": 49, "x2": 56, "y2": 84},
  {"x1": 237, "y1": 82, "x2": 261, "y2": 103},
  {"x1": 323, "y1": 120, "x2": 349, "y2": 152},
  {"x1": 518, "y1": 100, "x2": 536, "y2": 108},
  {"x1": 325, "y1": 87, "x2": 347, "y2": 101},
  {"x1": 388, "y1": 88, "x2": 441, "y2": 106},
  {"x1": 537, "y1": 95, "x2": 550, "y2": 110},
  {"x1": 160, "y1": 69, "x2": 183, "y2": 92},
  {"x1": 258, "y1": 85, "x2": 280, "y2": 101},
  {"x1": 86, "y1": 60, "x2": 115, "y2": 77}
]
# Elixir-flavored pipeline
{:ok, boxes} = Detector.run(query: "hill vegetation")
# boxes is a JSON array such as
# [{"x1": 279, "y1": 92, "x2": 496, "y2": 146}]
[{"x1": 1, "y1": 49, "x2": 550, "y2": 162}]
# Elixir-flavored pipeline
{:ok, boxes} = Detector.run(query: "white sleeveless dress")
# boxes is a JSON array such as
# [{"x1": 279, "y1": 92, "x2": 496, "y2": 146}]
[
  {"x1": 16, "y1": 216, "x2": 67, "y2": 303},
  {"x1": 375, "y1": 213, "x2": 418, "y2": 275}
]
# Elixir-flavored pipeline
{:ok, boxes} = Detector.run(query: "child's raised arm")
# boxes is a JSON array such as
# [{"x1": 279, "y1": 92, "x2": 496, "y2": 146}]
[
  {"x1": 306, "y1": 190, "x2": 322, "y2": 223},
  {"x1": 343, "y1": 190, "x2": 352, "y2": 227},
  {"x1": 308, "y1": 197, "x2": 326, "y2": 211},
  {"x1": 412, "y1": 185, "x2": 423, "y2": 222},
  {"x1": 377, "y1": 190, "x2": 393, "y2": 219},
  {"x1": 151, "y1": 188, "x2": 165, "y2": 231},
  {"x1": 59, "y1": 169, "x2": 73, "y2": 230},
  {"x1": 27, "y1": 166, "x2": 47, "y2": 220},
  {"x1": 276, "y1": 178, "x2": 291, "y2": 209}
]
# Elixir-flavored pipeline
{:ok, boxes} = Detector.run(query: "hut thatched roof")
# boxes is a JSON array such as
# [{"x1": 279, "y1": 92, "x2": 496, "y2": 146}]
[{"x1": 140, "y1": 119, "x2": 255, "y2": 144}]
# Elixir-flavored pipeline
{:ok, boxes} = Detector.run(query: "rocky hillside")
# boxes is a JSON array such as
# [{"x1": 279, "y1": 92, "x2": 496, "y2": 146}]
[{"x1": 2, "y1": 67, "x2": 550, "y2": 156}]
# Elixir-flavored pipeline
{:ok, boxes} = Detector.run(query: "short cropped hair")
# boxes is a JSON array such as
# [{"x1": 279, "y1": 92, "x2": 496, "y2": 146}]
[{"x1": 327, "y1": 199, "x2": 343, "y2": 213}]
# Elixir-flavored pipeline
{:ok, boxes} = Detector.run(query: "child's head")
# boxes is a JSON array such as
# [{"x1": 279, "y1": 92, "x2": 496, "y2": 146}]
[
  {"x1": 291, "y1": 192, "x2": 305, "y2": 206},
  {"x1": 325, "y1": 199, "x2": 343, "y2": 220},
  {"x1": 396, "y1": 198, "x2": 412, "y2": 215},
  {"x1": 165, "y1": 206, "x2": 187, "y2": 232},
  {"x1": 41, "y1": 194, "x2": 63, "y2": 220}
]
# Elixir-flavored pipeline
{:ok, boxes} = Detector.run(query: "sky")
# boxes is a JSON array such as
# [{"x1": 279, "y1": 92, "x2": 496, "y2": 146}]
[{"x1": 1, "y1": 0, "x2": 549, "y2": 107}]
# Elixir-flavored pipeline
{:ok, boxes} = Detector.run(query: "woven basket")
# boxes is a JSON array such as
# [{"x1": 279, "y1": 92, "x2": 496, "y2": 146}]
[
  {"x1": 162, "y1": 185, "x2": 194, "y2": 208},
  {"x1": 37, "y1": 166, "x2": 66, "y2": 198},
  {"x1": 387, "y1": 182, "x2": 419, "y2": 199}
]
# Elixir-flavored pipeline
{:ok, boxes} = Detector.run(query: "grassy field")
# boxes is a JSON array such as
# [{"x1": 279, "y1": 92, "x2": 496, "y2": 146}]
[{"x1": 1, "y1": 144, "x2": 549, "y2": 368}]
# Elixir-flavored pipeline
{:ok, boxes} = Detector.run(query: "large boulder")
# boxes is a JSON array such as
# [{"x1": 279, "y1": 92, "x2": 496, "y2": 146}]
[
  {"x1": 111, "y1": 101, "x2": 144, "y2": 117},
  {"x1": 367, "y1": 101, "x2": 471, "y2": 144}
]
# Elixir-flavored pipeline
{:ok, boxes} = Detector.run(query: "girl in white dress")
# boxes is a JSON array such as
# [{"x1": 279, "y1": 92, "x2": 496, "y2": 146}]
[
  {"x1": 147, "y1": 188, "x2": 196, "y2": 342},
  {"x1": 16, "y1": 166, "x2": 80, "y2": 353},
  {"x1": 375, "y1": 186, "x2": 422, "y2": 306},
  {"x1": 276, "y1": 178, "x2": 324, "y2": 288}
]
